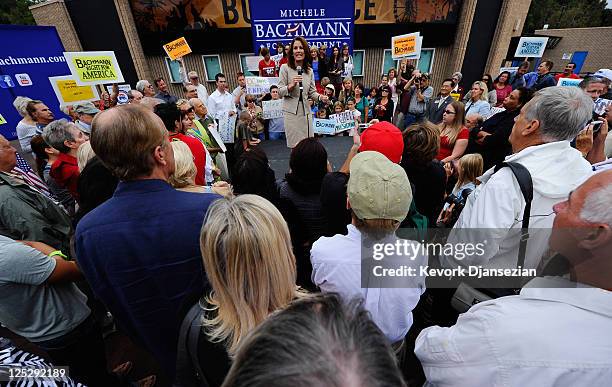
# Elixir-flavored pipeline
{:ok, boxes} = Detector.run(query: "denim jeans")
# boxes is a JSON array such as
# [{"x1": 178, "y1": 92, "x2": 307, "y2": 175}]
[
  {"x1": 35, "y1": 315, "x2": 122, "y2": 386},
  {"x1": 269, "y1": 132, "x2": 286, "y2": 140},
  {"x1": 404, "y1": 113, "x2": 426, "y2": 128}
]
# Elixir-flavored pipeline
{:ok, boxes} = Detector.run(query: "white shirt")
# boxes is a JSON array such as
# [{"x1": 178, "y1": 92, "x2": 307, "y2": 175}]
[
  {"x1": 310, "y1": 224, "x2": 426, "y2": 343},
  {"x1": 416, "y1": 277, "x2": 612, "y2": 387},
  {"x1": 195, "y1": 83, "x2": 209, "y2": 106},
  {"x1": 443, "y1": 141, "x2": 592, "y2": 270},
  {"x1": 207, "y1": 89, "x2": 235, "y2": 120}
]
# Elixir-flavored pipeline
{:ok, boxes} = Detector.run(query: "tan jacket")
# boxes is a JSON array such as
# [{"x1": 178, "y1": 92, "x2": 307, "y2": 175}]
[{"x1": 278, "y1": 63, "x2": 322, "y2": 115}]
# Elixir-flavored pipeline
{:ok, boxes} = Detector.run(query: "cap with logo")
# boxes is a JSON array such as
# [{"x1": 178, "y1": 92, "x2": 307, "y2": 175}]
[{"x1": 348, "y1": 151, "x2": 412, "y2": 222}]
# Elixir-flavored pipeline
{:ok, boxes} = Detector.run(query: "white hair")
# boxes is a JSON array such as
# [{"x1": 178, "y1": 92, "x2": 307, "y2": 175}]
[
  {"x1": 581, "y1": 181, "x2": 612, "y2": 226},
  {"x1": 524, "y1": 86, "x2": 594, "y2": 143},
  {"x1": 13, "y1": 96, "x2": 32, "y2": 117},
  {"x1": 136, "y1": 79, "x2": 150, "y2": 93}
]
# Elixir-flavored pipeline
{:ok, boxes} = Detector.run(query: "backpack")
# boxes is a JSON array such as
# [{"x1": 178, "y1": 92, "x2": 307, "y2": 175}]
[{"x1": 174, "y1": 303, "x2": 209, "y2": 387}]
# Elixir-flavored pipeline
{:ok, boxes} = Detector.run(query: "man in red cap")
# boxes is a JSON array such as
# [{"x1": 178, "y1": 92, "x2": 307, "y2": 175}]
[{"x1": 320, "y1": 120, "x2": 405, "y2": 236}]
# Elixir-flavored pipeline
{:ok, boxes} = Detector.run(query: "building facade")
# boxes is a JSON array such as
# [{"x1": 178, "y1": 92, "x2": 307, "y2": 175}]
[{"x1": 30, "y1": 0, "x2": 531, "y2": 97}]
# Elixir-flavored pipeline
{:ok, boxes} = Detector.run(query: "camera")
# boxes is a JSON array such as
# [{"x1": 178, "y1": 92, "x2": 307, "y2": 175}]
[
  {"x1": 437, "y1": 189, "x2": 473, "y2": 228},
  {"x1": 414, "y1": 76, "x2": 422, "y2": 83}
]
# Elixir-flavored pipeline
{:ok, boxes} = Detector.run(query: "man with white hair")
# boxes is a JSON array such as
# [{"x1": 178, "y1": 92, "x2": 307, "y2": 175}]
[
  {"x1": 187, "y1": 70, "x2": 209, "y2": 104},
  {"x1": 135, "y1": 79, "x2": 156, "y2": 97},
  {"x1": 416, "y1": 170, "x2": 612, "y2": 386},
  {"x1": 444, "y1": 86, "x2": 594, "y2": 271},
  {"x1": 127, "y1": 89, "x2": 143, "y2": 104}
]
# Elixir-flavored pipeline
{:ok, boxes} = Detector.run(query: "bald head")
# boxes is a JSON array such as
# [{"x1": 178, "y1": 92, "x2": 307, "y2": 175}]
[{"x1": 91, "y1": 105, "x2": 168, "y2": 180}]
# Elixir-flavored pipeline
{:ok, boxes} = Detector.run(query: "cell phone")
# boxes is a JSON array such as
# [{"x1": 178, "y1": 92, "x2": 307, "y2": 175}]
[
  {"x1": 358, "y1": 123, "x2": 370, "y2": 134},
  {"x1": 592, "y1": 120, "x2": 603, "y2": 133}
]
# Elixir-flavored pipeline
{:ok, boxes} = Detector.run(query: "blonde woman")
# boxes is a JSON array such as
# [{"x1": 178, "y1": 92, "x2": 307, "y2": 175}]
[
  {"x1": 464, "y1": 81, "x2": 491, "y2": 118},
  {"x1": 76, "y1": 141, "x2": 95, "y2": 172},
  {"x1": 436, "y1": 100, "x2": 468, "y2": 163},
  {"x1": 168, "y1": 141, "x2": 231, "y2": 196},
  {"x1": 337, "y1": 77, "x2": 354, "y2": 105},
  {"x1": 438, "y1": 153, "x2": 483, "y2": 227},
  {"x1": 13, "y1": 96, "x2": 37, "y2": 154},
  {"x1": 175, "y1": 195, "x2": 302, "y2": 386}
]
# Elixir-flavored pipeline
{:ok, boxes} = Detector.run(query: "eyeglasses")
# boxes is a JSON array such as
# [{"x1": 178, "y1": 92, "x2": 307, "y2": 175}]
[{"x1": 443, "y1": 110, "x2": 456, "y2": 115}]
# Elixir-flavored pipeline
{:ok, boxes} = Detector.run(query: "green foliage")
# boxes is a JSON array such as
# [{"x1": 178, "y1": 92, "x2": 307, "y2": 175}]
[
  {"x1": 0, "y1": 0, "x2": 45, "y2": 26},
  {"x1": 523, "y1": 0, "x2": 609, "y2": 33}
]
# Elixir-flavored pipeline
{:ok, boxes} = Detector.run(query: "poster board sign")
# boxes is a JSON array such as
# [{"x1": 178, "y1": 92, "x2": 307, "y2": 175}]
[
  {"x1": 64, "y1": 51, "x2": 124, "y2": 86},
  {"x1": 313, "y1": 118, "x2": 337, "y2": 135},
  {"x1": 514, "y1": 37, "x2": 548, "y2": 58},
  {"x1": 218, "y1": 111, "x2": 237, "y2": 144},
  {"x1": 262, "y1": 99, "x2": 283, "y2": 119},
  {"x1": 594, "y1": 98, "x2": 612, "y2": 116},
  {"x1": 486, "y1": 107, "x2": 506, "y2": 119},
  {"x1": 163, "y1": 37, "x2": 192, "y2": 60},
  {"x1": 391, "y1": 32, "x2": 421, "y2": 60},
  {"x1": 499, "y1": 66, "x2": 518, "y2": 75},
  {"x1": 105, "y1": 84, "x2": 131, "y2": 94},
  {"x1": 48, "y1": 75, "x2": 100, "y2": 105},
  {"x1": 246, "y1": 76, "x2": 279, "y2": 95},
  {"x1": 206, "y1": 122, "x2": 227, "y2": 152},
  {"x1": 331, "y1": 111, "x2": 356, "y2": 132},
  {"x1": 557, "y1": 77, "x2": 582, "y2": 87}
]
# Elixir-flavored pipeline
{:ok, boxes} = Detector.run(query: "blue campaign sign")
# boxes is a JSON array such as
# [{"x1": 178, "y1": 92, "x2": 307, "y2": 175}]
[
  {"x1": 249, "y1": 0, "x2": 355, "y2": 55},
  {"x1": 0, "y1": 25, "x2": 71, "y2": 140}
]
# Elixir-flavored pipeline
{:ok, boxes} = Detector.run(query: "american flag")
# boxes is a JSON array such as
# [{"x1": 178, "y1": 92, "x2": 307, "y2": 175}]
[{"x1": 13, "y1": 152, "x2": 52, "y2": 198}]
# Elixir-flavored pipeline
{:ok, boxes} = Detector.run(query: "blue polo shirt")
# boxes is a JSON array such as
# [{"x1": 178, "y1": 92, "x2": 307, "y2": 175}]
[{"x1": 75, "y1": 179, "x2": 219, "y2": 378}]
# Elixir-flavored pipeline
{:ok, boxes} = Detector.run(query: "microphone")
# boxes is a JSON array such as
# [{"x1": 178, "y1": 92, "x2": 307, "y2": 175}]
[{"x1": 297, "y1": 66, "x2": 303, "y2": 92}]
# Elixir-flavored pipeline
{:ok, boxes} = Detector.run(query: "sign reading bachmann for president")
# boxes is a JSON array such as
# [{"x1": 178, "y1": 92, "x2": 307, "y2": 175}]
[{"x1": 248, "y1": 0, "x2": 356, "y2": 55}]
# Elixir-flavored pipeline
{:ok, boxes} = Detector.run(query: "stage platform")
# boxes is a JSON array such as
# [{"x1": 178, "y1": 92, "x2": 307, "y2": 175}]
[{"x1": 257, "y1": 136, "x2": 354, "y2": 178}]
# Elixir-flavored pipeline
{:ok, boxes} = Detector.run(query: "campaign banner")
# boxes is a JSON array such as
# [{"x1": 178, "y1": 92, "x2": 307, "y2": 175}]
[
  {"x1": 246, "y1": 76, "x2": 279, "y2": 95},
  {"x1": 64, "y1": 51, "x2": 125, "y2": 86},
  {"x1": 331, "y1": 111, "x2": 356, "y2": 132},
  {"x1": 249, "y1": 0, "x2": 356, "y2": 55},
  {"x1": 514, "y1": 37, "x2": 548, "y2": 58},
  {"x1": 262, "y1": 99, "x2": 284, "y2": 119},
  {"x1": 163, "y1": 37, "x2": 192, "y2": 60},
  {"x1": 0, "y1": 25, "x2": 72, "y2": 140},
  {"x1": 594, "y1": 98, "x2": 612, "y2": 116},
  {"x1": 313, "y1": 118, "x2": 337, "y2": 135},
  {"x1": 391, "y1": 32, "x2": 421, "y2": 60},
  {"x1": 557, "y1": 77, "x2": 582, "y2": 87},
  {"x1": 218, "y1": 111, "x2": 238, "y2": 144},
  {"x1": 49, "y1": 76, "x2": 100, "y2": 105}
]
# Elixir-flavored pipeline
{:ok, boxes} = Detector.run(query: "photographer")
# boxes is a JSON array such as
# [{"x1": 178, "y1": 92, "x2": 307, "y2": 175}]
[{"x1": 402, "y1": 71, "x2": 433, "y2": 128}]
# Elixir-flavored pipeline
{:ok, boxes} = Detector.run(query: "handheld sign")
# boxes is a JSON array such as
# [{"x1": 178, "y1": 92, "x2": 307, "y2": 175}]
[
  {"x1": 246, "y1": 76, "x2": 279, "y2": 95},
  {"x1": 514, "y1": 37, "x2": 548, "y2": 58},
  {"x1": 48, "y1": 75, "x2": 100, "y2": 105},
  {"x1": 262, "y1": 99, "x2": 283, "y2": 119},
  {"x1": 218, "y1": 111, "x2": 237, "y2": 144},
  {"x1": 64, "y1": 51, "x2": 124, "y2": 86},
  {"x1": 313, "y1": 118, "x2": 336, "y2": 135},
  {"x1": 331, "y1": 111, "x2": 356, "y2": 133},
  {"x1": 557, "y1": 77, "x2": 582, "y2": 87},
  {"x1": 391, "y1": 32, "x2": 421, "y2": 60},
  {"x1": 163, "y1": 37, "x2": 192, "y2": 60},
  {"x1": 594, "y1": 98, "x2": 612, "y2": 116}
]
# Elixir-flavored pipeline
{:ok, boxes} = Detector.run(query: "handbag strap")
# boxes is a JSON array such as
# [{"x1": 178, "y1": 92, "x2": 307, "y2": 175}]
[
  {"x1": 176, "y1": 302, "x2": 210, "y2": 387},
  {"x1": 494, "y1": 161, "x2": 533, "y2": 268}
]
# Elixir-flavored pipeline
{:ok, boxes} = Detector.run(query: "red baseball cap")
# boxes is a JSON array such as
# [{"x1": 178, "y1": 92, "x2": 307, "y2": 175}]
[{"x1": 359, "y1": 121, "x2": 404, "y2": 163}]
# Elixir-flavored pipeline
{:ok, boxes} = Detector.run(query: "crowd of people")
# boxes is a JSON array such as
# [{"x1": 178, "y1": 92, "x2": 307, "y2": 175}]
[{"x1": 1, "y1": 35, "x2": 612, "y2": 387}]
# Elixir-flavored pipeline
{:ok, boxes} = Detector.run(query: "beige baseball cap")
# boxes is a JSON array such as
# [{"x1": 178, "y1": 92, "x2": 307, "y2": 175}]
[{"x1": 348, "y1": 151, "x2": 412, "y2": 222}]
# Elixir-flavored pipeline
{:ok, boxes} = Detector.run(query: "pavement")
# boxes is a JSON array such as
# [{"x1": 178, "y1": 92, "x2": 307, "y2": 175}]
[{"x1": 258, "y1": 135, "x2": 354, "y2": 177}]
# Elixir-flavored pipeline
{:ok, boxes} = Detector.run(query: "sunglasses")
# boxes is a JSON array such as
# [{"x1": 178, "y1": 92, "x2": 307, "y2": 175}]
[
  {"x1": 444, "y1": 110, "x2": 456, "y2": 115},
  {"x1": 182, "y1": 107, "x2": 194, "y2": 113}
]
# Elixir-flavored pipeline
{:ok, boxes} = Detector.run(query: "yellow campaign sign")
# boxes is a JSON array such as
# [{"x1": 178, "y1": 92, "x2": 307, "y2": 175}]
[
  {"x1": 57, "y1": 80, "x2": 96, "y2": 103},
  {"x1": 48, "y1": 75, "x2": 101, "y2": 105},
  {"x1": 64, "y1": 51, "x2": 125, "y2": 86},
  {"x1": 163, "y1": 37, "x2": 192, "y2": 60},
  {"x1": 392, "y1": 33, "x2": 419, "y2": 60},
  {"x1": 0, "y1": 113, "x2": 6, "y2": 125}
]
